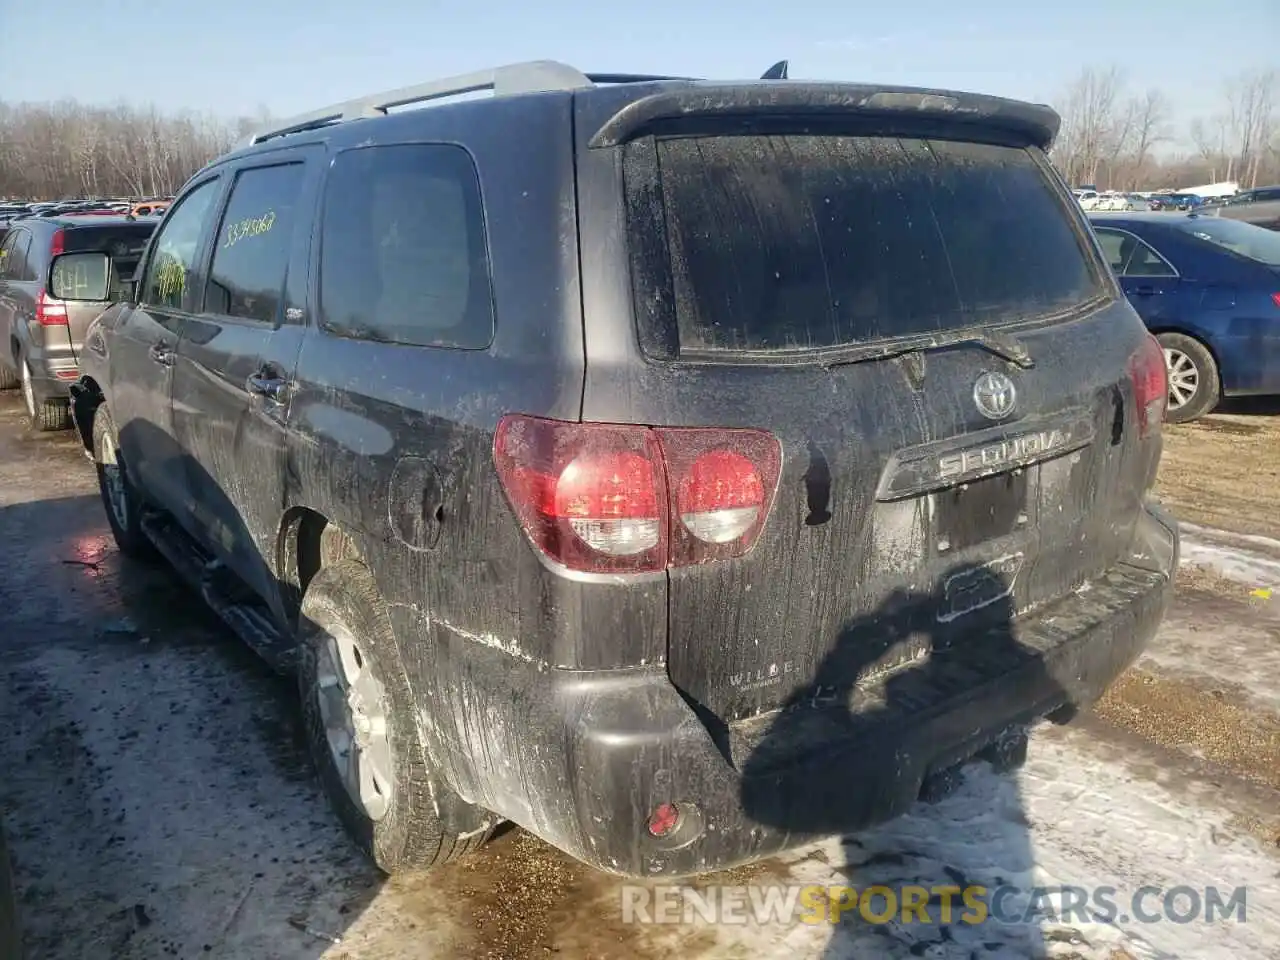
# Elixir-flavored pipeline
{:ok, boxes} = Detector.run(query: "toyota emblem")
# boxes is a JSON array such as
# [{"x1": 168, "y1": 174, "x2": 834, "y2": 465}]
[{"x1": 973, "y1": 371, "x2": 1017, "y2": 420}]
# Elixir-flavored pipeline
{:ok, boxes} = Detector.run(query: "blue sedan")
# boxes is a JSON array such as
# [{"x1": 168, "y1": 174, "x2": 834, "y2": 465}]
[{"x1": 1088, "y1": 212, "x2": 1280, "y2": 422}]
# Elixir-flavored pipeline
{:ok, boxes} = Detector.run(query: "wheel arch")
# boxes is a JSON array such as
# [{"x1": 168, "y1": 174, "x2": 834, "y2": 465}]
[
  {"x1": 69, "y1": 376, "x2": 105, "y2": 455},
  {"x1": 277, "y1": 506, "x2": 365, "y2": 631}
]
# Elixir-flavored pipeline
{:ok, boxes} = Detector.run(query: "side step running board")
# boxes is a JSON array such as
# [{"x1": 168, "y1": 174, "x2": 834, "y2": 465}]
[{"x1": 140, "y1": 512, "x2": 297, "y2": 671}]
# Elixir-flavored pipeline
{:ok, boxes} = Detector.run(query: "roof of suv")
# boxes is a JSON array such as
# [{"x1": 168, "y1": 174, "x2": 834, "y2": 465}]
[{"x1": 223, "y1": 59, "x2": 1062, "y2": 165}]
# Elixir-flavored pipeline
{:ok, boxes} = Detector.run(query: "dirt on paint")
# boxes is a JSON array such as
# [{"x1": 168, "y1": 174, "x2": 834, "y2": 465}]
[{"x1": 3, "y1": 389, "x2": 1280, "y2": 960}]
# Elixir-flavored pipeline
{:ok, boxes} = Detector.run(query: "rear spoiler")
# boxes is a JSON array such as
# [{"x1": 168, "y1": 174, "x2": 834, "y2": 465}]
[{"x1": 587, "y1": 82, "x2": 1060, "y2": 150}]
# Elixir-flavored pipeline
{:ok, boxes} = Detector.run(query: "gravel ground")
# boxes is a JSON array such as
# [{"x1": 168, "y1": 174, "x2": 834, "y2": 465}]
[
  {"x1": 1156, "y1": 397, "x2": 1280, "y2": 541},
  {"x1": 1, "y1": 392, "x2": 1278, "y2": 960}
]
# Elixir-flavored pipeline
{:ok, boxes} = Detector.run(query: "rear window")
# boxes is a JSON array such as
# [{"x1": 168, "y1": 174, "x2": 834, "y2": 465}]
[
  {"x1": 66, "y1": 226, "x2": 155, "y2": 282},
  {"x1": 634, "y1": 135, "x2": 1104, "y2": 355},
  {"x1": 1177, "y1": 217, "x2": 1280, "y2": 267}
]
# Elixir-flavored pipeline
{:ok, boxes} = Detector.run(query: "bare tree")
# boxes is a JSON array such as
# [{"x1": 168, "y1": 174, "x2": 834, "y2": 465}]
[
  {"x1": 0, "y1": 101, "x2": 261, "y2": 200},
  {"x1": 1051, "y1": 66, "x2": 1127, "y2": 188},
  {"x1": 1225, "y1": 69, "x2": 1276, "y2": 188},
  {"x1": 1122, "y1": 89, "x2": 1171, "y2": 188}
]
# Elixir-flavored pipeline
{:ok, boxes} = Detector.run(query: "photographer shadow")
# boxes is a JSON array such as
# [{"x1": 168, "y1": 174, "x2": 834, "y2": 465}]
[{"x1": 740, "y1": 562, "x2": 1064, "y2": 958}]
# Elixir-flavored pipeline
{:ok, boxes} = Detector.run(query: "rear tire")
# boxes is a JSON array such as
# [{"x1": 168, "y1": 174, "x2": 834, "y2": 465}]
[
  {"x1": 92, "y1": 406, "x2": 156, "y2": 560},
  {"x1": 20, "y1": 359, "x2": 70, "y2": 432},
  {"x1": 1157, "y1": 333, "x2": 1220, "y2": 423},
  {"x1": 297, "y1": 560, "x2": 494, "y2": 873},
  {"x1": 0, "y1": 363, "x2": 17, "y2": 391}
]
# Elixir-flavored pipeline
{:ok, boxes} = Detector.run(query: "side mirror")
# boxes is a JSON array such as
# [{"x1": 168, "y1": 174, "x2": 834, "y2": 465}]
[{"x1": 49, "y1": 251, "x2": 113, "y2": 302}]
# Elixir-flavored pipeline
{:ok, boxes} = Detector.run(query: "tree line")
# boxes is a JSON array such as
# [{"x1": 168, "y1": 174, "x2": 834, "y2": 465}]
[
  {"x1": 2, "y1": 65, "x2": 1277, "y2": 201},
  {"x1": 1048, "y1": 66, "x2": 1277, "y2": 191},
  {"x1": 0, "y1": 101, "x2": 262, "y2": 200}
]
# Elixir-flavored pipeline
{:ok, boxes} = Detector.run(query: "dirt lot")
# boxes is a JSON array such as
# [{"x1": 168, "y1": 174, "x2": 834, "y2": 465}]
[
  {"x1": 1157, "y1": 397, "x2": 1280, "y2": 540},
  {"x1": 1, "y1": 393, "x2": 1278, "y2": 960}
]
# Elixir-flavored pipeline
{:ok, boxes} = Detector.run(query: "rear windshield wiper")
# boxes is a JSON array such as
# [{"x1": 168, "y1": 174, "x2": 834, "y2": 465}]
[{"x1": 817, "y1": 328, "x2": 1035, "y2": 370}]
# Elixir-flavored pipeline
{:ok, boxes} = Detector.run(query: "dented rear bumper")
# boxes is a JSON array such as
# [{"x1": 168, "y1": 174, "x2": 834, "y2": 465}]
[{"x1": 444, "y1": 503, "x2": 1178, "y2": 878}]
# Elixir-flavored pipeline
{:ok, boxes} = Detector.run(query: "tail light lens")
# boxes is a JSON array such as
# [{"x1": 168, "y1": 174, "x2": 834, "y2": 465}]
[
  {"x1": 493, "y1": 415, "x2": 782, "y2": 573},
  {"x1": 35, "y1": 290, "x2": 68, "y2": 326},
  {"x1": 1271, "y1": 293, "x2": 1280, "y2": 309},
  {"x1": 1127, "y1": 334, "x2": 1167, "y2": 437}
]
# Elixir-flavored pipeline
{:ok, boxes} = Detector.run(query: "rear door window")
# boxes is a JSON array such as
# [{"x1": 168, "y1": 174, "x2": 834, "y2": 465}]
[
  {"x1": 633, "y1": 135, "x2": 1105, "y2": 355},
  {"x1": 205, "y1": 163, "x2": 306, "y2": 323},
  {"x1": 1094, "y1": 228, "x2": 1177, "y2": 278},
  {"x1": 7, "y1": 232, "x2": 34, "y2": 282}
]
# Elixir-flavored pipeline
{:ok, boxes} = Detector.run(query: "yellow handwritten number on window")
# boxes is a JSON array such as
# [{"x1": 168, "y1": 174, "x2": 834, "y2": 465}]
[{"x1": 223, "y1": 210, "x2": 276, "y2": 249}]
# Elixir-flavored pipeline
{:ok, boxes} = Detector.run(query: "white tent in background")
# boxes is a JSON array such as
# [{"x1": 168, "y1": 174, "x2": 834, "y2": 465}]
[{"x1": 1179, "y1": 181, "x2": 1239, "y2": 199}]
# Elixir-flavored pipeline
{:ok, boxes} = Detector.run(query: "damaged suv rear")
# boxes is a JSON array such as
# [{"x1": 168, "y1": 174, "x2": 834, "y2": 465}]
[{"x1": 64, "y1": 62, "x2": 1177, "y2": 880}]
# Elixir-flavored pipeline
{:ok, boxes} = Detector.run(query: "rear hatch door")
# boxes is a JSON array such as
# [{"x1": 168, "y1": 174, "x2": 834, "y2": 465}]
[{"x1": 595, "y1": 115, "x2": 1161, "y2": 731}]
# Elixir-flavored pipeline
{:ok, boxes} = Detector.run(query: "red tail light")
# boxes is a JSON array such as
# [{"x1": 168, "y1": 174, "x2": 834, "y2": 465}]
[
  {"x1": 1271, "y1": 292, "x2": 1280, "y2": 309},
  {"x1": 35, "y1": 290, "x2": 68, "y2": 326},
  {"x1": 1127, "y1": 334, "x2": 1167, "y2": 437},
  {"x1": 49, "y1": 229, "x2": 65, "y2": 257},
  {"x1": 493, "y1": 415, "x2": 782, "y2": 573}
]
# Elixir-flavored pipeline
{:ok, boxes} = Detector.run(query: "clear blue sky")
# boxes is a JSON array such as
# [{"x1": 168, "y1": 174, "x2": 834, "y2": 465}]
[{"x1": 1, "y1": 0, "x2": 1275, "y2": 146}]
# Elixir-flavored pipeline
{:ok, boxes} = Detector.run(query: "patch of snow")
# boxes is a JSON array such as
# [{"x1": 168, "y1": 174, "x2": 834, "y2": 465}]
[
  {"x1": 651, "y1": 725, "x2": 1280, "y2": 959},
  {"x1": 1138, "y1": 609, "x2": 1280, "y2": 712},
  {"x1": 1178, "y1": 524, "x2": 1280, "y2": 589}
]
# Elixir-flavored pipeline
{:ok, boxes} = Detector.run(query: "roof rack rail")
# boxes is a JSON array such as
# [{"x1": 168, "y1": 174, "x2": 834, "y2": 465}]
[
  {"x1": 245, "y1": 59, "x2": 595, "y2": 146},
  {"x1": 585, "y1": 72, "x2": 700, "y2": 84}
]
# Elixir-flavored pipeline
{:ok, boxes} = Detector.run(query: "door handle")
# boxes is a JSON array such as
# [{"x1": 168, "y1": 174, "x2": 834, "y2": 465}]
[
  {"x1": 1131, "y1": 285, "x2": 1156, "y2": 296},
  {"x1": 148, "y1": 342, "x2": 175, "y2": 366},
  {"x1": 246, "y1": 371, "x2": 289, "y2": 402}
]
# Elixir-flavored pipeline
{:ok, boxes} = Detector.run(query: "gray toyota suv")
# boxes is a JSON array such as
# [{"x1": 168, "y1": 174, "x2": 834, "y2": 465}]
[
  {"x1": 56, "y1": 61, "x2": 1178, "y2": 879},
  {"x1": 0, "y1": 216, "x2": 155, "y2": 429}
]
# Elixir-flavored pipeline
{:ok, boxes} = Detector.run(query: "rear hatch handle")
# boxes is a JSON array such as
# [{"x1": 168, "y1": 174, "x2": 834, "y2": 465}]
[{"x1": 817, "y1": 329, "x2": 1035, "y2": 370}]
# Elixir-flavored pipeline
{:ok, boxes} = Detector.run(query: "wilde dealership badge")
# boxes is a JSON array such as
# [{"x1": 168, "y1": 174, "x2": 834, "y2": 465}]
[{"x1": 973, "y1": 371, "x2": 1017, "y2": 421}]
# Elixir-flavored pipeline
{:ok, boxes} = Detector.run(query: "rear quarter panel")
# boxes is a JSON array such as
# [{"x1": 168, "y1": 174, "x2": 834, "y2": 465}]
[{"x1": 286, "y1": 93, "x2": 657, "y2": 673}]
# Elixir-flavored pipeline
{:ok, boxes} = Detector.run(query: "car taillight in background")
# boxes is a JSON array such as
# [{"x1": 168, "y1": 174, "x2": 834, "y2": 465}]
[
  {"x1": 1128, "y1": 333, "x2": 1167, "y2": 437},
  {"x1": 34, "y1": 290, "x2": 68, "y2": 326},
  {"x1": 493, "y1": 415, "x2": 782, "y2": 573}
]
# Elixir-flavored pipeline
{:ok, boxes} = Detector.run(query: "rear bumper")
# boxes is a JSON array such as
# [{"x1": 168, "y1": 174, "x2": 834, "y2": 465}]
[
  {"x1": 438, "y1": 504, "x2": 1178, "y2": 878},
  {"x1": 23, "y1": 345, "x2": 77, "y2": 403}
]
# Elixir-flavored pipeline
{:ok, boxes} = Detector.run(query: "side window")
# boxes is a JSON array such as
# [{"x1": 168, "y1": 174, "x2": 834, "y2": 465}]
[
  {"x1": 319, "y1": 143, "x2": 494, "y2": 349},
  {"x1": 205, "y1": 163, "x2": 305, "y2": 323},
  {"x1": 0, "y1": 233, "x2": 13, "y2": 279},
  {"x1": 1123, "y1": 237, "x2": 1177, "y2": 278},
  {"x1": 1094, "y1": 229, "x2": 1127, "y2": 273},
  {"x1": 10, "y1": 233, "x2": 34, "y2": 282},
  {"x1": 140, "y1": 179, "x2": 221, "y2": 310},
  {"x1": 1094, "y1": 229, "x2": 1175, "y2": 278}
]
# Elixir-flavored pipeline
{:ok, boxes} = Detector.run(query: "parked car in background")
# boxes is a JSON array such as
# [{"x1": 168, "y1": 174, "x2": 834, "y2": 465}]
[
  {"x1": 1149, "y1": 193, "x2": 1204, "y2": 212},
  {"x1": 0, "y1": 215, "x2": 157, "y2": 430},
  {"x1": 1089, "y1": 212, "x2": 1280, "y2": 421},
  {"x1": 57, "y1": 61, "x2": 1177, "y2": 880},
  {"x1": 1094, "y1": 193, "x2": 1151, "y2": 212},
  {"x1": 130, "y1": 200, "x2": 170, "y2": 218},
  {"x1": 1198, "y1": 185, "x2": 1280, "y2": 232}
]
